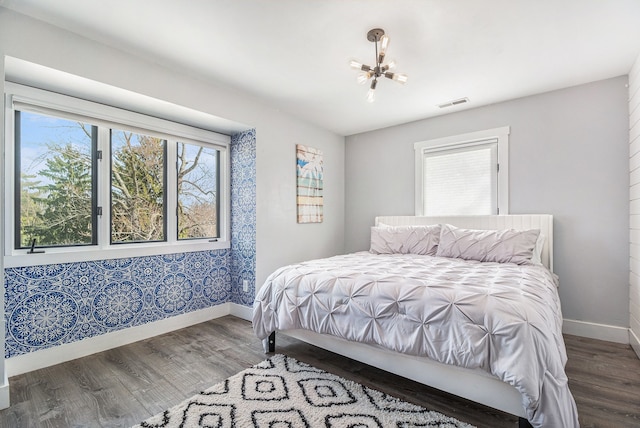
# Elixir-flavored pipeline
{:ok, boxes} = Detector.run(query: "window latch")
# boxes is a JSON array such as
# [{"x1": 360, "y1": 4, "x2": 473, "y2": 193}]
[{"x1": 27, "y1": 238, "x2": 45, "y2": 254}]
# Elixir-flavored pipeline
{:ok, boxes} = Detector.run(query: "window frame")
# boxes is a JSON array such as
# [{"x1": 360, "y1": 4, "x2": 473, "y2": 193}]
[
  {"x1": 176, "y1": 140, "x2": 221, "y2": 241},
  {"x1": 4, "y1": 82, "x2": 231, "y2": 268},
  {"x1": 108, "y1": 127, "x2": 168, "y2": 245},
  {"x1": 14, "y1": 110, "x2": 100, "y2": 250},
  {"x1": 414, "y1": 126, "x2": 510, "y2": 216}
]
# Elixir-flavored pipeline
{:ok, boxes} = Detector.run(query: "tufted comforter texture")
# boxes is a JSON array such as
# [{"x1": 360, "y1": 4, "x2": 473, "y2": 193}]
[{"x1": 253, "y1": 252, "x2": 579, "y2": 428}]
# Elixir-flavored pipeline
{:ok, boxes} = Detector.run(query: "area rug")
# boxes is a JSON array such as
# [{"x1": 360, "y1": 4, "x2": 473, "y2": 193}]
[{"x1": 133, "y1": 354, "x2": 474, "y2": 428}]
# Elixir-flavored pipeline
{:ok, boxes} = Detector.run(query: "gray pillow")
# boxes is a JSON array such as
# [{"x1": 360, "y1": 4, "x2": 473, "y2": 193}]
[
  {"x1": 370, "y1": 224, "x2": 441, "y2": 256},
  {"x1": 436, "y1": 224, "x2": 540, "y2": 265}
]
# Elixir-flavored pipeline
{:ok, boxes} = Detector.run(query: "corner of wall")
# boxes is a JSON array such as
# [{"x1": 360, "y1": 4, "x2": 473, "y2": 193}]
[
  {"x1": 0, "y1": 52, "x2": 8, "y2": 409},
  {"x1": 629, "y1": 50, "x2": 640, "y2": 360},
  {"x1": 0, "y1": 372, "x2": 8, "y2": 410},
  {"x1": 631, "y1": 327, "x2": 640, "y2": 358}
]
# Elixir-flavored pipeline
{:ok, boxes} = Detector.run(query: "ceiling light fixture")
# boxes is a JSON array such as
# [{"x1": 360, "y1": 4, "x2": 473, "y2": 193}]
[{"x1": 350, "y1": 28, "x2": 408, "y2": 103}]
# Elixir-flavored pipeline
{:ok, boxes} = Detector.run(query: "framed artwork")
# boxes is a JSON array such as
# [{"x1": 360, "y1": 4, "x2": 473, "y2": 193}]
[{"x1": 296, "y1": 144, "x2": 323, "y2": 223}]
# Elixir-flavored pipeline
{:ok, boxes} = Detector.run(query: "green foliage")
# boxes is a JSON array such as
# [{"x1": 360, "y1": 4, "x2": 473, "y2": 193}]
[
  {"x1": 22, "y1": 144, "x2": 92, "y2": 246},
  {"x1": 111, "y1": 132, "x2": 165, "y2": 243},
  {"x1": 20, "y1": 173, "x2": 46, "y2": 247},
  {"x1": 19, "y1": 123, "x2": 219, "y2": 247}
]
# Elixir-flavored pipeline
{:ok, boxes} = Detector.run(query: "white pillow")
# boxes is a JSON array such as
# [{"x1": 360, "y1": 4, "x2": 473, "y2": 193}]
[
  {"x1": 370, "y1": 224, "x2": 441, "y2": 256},
  {"x1": 530, "y1": 233, "x2": 546, "y2": 265},
  {"x1": 436, "y1": 224, "x2": 540, "y2": 265}
]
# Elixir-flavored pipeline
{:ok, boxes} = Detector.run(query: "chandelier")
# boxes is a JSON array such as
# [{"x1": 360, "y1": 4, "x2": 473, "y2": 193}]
[{"x1": 350, "y1": 28, "x2": 408, "y2": 103}]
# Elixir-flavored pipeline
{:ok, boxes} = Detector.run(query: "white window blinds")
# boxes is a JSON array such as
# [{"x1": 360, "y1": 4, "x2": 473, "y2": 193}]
[{"x1": 422, "y1": 140, "x2": 498, "y2": 215}]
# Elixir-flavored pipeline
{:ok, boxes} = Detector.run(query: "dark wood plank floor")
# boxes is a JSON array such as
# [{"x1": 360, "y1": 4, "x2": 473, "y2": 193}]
[{"x1": 0, "y1": 315, "x2": 638, "y2": 427}]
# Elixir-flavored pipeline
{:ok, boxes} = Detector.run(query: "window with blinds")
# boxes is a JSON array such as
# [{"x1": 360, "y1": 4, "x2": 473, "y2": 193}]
[
  {"x1": 414, "y1": 127, "x2": 509, "y2": 216},
  {"x1": 422, "y1": 141, "x2": 497, "y2": 215}
]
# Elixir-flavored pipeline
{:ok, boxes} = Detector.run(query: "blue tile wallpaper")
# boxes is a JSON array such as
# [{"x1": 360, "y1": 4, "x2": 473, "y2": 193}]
[
  {"x1": 230, "y1": 128, "x2": 257, "y2": 307},
  {"x1": 4, "y1": 251, "x2": 231, "y2": 357},
  {"x1": 3, "y1": 128, "x2": 257, "y2": 358}
]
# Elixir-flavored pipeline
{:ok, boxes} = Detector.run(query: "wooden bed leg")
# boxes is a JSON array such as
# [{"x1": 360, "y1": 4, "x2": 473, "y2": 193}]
[
  {"x1": 518, "y1": 417, "x2": 533, "y2": 428},
  {"x1": 262, "y1": 332, "x2": 275, "y2": 353}
]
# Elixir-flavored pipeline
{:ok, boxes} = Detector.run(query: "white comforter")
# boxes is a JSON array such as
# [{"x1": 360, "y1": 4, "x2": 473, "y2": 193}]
[{"x1": 253, "y1": 252, "x2": 579, "y2": 428}]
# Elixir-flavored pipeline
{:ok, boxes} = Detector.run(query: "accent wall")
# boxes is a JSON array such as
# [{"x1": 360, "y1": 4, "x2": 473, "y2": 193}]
[{"x1": 3, "y1": 129, "x2": 256, "y2": 358}]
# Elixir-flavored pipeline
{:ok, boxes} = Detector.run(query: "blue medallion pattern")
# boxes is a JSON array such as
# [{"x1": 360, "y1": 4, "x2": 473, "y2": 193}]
[
  {"x1": 3, "y1": 129, "x2": 257, "y2": 358},
  {"x1": 155, "y1": 273, "x2": 193, "y2": 314},
  {"x1": 4, "y1": 249, "x2": 232, "y2": 357},
  {"x1": 230, "y1": 129, "x2": 256, "y2": 307},
  {"x1": 93, "y1": 281, "x2": 144, "y2": 328},
  {"x1": 10, "y1": 291, "x2": 78, "y2": 347}
]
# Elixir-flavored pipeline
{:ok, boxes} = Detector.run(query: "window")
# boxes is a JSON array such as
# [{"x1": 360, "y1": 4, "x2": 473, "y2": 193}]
[
  {"x1": 5, "y1": 83, "x2": 230, "y2": 266},
  {"x1": 110, "y1": 129, "x2": 167, "y2": 244},
  {"x1": 414, "y1": 127, "x2": 509, "y2": 216},
  {"x1": 177, "y1": 142, "x2": 219, "y2": 240},
  {"x1": 15, "y1": 110, "x2": 97, "y2": 249}
]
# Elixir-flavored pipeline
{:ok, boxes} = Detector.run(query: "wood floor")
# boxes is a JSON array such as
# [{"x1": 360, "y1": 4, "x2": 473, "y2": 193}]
[{"x1": 0, "y1": 315, "x2": 638, "y2": 428}]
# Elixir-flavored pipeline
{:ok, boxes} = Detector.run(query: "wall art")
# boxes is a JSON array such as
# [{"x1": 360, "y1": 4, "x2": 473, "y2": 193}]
[{"x1": 296, "y1": 144, "x2": 323, "y2": 223}]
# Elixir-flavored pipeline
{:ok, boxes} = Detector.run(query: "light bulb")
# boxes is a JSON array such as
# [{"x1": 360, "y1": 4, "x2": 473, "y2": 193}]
[
  {"x1": 366, "y1": 88, "x2": 376, "y2": 103},
  {"x1": 350, "y1": 60, "x2": 372, "y2": 72},
  {"x1": 357, "y1": 71, "x2": 372, "y2": 85},
  {"x1": 367, "y1": 79, "x2": 378, "y2": 103},
  {"x1": 384, "y1": 60, "x2": 396, "y2": 71},
  {"x1": 393, "y1": 73, "x2": 408, "y2": 84},
  {"x1": 380, "y1": 35, "x2": 390, "y2": 55},
  {"x1": 385, "y1": 72, "x2": 408, "y2": 84}
]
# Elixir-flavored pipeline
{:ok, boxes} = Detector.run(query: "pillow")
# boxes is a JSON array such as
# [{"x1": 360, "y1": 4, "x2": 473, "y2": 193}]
[
  {"x1": 370, "y1": 224, "x2": 441, "y2": 256},
  {"x1": 530, "y1": 233, "x2": 546, "y2": 265},
  {"x1": 435, "y1": 224, "x2": 540, "y2": 265}
]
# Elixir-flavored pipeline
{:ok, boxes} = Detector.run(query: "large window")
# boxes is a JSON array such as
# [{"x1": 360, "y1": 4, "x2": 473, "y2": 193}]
[
  {"x1": 5, "y1": 83, "x2": 230, "y2": 265},
  {"x1": 414, "y1": 127, "x2": 509, "y2": 216}
]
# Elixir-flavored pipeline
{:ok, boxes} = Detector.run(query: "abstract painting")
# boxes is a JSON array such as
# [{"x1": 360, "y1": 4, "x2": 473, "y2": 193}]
[{"x1": 296, "y1": 144, "x2": 323, "y2": 223}]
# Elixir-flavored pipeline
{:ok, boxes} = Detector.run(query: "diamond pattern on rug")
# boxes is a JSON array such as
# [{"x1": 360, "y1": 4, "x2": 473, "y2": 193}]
[
  {"x1": 133, "y1": 354, "x2": 475, "y2": 428},
  {"x1": 298, "y1": 377, "x2": 357, "y2": 407},
  {"x1": 242, "y1": 373, "x2": 289, "y2": 401}
]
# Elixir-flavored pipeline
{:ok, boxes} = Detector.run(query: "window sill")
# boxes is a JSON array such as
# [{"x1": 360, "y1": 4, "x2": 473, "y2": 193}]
[{"x1": 4, "y1": 240, "x2": 231, "y2": 268}]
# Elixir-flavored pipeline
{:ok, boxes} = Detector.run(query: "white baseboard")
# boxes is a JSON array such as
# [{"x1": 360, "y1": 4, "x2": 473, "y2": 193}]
[
  {"x1": 4, "y1": 309, "x2": 631, "y2": 378},
  {"x1": 6, "y1": 303, "x2": 232, "y2": 377},
  {"x1": 229, "y1": 302, "x2": 252, "y2": 321},
  {"x1": 0, "y1": 372, "x2": 9, "y2": 410},
  {"x1": 631, "y1": 328, "x2": 640, "y2": 359},
  {"x1": 563, "y1": 318, "x2": 630, "y2": 344}
]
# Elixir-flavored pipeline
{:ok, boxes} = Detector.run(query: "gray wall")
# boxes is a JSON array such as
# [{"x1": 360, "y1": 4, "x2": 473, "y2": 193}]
[
  {"x1": 345, "y1": 76, "x2": 630, "y2": 328},
  {"x1": 629, "y1": 51, "x2": 640, "y2": 356}
]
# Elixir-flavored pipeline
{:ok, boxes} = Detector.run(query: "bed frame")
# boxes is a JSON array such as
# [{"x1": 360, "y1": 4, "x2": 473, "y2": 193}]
[{"x1": 267, "y1": 215, "x2": 553, "y2": 428}]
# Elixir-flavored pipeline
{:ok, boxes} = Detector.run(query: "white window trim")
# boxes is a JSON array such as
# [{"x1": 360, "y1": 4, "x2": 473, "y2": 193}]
[
  {"x1": 4, "y1": 82, "x2": 231, "y2": 268},
  {"x1": 414, "y1": 126, "x2": 510, "y2": 216}
]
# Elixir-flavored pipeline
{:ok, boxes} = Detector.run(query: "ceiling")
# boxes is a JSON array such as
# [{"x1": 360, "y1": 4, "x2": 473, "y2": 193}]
[{"x1": 3, "y1": 0, "x2": 640, "y2": 136}]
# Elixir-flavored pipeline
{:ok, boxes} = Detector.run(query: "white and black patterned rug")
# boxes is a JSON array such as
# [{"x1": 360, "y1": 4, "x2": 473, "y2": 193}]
[{"x1": 133, "y1": 354, "x2": 474, "y2": 428}]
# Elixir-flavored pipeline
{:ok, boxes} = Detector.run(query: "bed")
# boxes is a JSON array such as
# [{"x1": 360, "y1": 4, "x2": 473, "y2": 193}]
[{"x1": 252, "y1": 215, "x2": 579, "y2": 428}]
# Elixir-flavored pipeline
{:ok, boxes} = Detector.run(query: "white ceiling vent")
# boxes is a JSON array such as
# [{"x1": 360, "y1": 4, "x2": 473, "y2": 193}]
[{"x1": 437, "y1": 97, "x2": 470, "y2": 109}]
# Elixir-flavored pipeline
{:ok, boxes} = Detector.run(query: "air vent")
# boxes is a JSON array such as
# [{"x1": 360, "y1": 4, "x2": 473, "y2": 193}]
[{"x1": 437, "y1": 97, "x2": 469, "y2": 109}]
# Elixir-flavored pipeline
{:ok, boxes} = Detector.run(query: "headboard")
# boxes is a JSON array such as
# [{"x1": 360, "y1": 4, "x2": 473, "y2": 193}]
[{"x1": 375, "y1": 215, "x2": 553, "y2": 271}]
